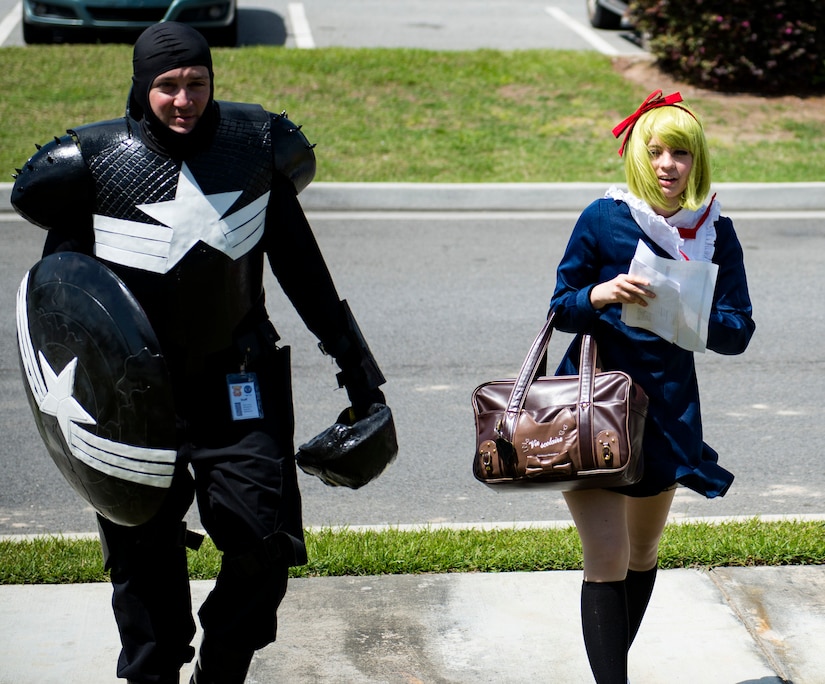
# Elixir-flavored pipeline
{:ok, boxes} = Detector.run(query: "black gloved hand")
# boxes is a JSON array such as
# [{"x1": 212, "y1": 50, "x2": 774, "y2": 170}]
[{"x1": 345, "y1": 383, "x2": 386, "y2": 420}]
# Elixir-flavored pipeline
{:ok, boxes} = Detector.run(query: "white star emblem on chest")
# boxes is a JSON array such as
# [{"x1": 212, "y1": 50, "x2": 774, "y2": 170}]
[
  {"x1": 93, "y1": 163, "x2": 270, "y2": 274},
  {"x1": 137, "y1": 163, "x2": 243, "y2": 267}
]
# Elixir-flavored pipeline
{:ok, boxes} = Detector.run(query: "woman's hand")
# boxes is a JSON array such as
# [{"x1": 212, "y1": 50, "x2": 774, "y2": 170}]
[{"x1": 589, "y1": 274, "x2": 655, "y2": 310}]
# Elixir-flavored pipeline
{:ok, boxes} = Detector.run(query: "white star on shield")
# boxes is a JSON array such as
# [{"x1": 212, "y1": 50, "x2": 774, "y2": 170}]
[{"x1": 37, "y1": 352, "x2": 96, "y2": 445}]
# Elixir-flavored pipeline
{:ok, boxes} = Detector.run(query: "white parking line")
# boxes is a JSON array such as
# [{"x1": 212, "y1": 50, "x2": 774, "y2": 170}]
[
  {"x1": 288, "y1": 2, "x2": 315, "y2": 49},
  {"x1": 0, "y1": 3, "x2": 21, "y2": 46},
  {"x1": 545, "y1": 5, "x2": 620, "y2": 56}
]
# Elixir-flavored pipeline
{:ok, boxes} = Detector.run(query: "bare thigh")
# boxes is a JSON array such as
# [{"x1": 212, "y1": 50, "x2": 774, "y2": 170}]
[
  {"x1": 627, "y1": 487, "x2": 676, "y2": 571},
  {"x1": 563, "y1": 487, "x2": 676, "y2": 581},
  {"x1": 563, "y1": 488, "x2": 630, "y2": 582}
]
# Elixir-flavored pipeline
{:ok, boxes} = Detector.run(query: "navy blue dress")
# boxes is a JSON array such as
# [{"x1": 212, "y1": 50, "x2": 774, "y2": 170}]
[{"x1": 550, "y1": 197, "x2": 755, "y2": 498}]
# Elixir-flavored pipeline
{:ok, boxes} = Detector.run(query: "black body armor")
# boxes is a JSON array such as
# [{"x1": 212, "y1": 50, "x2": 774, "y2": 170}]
[
  {"x1": 13, "y1": 103, "x2": 315, "y2": 369},
  {"x1": 14, "y1": 100, "x2": 388, "y2": 501}
]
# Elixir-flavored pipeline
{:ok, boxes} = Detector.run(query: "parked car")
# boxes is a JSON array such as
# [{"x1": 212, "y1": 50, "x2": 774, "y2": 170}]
[
  {"x1": 586, "y1": 0, "x2": 628, "y2": 30},
  {"x1": 22, "y1": 0, "x2": 238, "y2": 45}
]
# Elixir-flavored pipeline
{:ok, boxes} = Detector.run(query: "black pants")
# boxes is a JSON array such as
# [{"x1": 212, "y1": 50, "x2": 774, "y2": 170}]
[{"x1": 99, "y1": 350, "x2": 306, "y2": 683}]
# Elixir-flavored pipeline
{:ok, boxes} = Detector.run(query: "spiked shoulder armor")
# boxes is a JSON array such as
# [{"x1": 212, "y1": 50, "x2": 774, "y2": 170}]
[
  {"x1": 266, "y1": 108, "x2": 316, "y2": 194},
  {"x1": 12, "y1": 128, "x2": 99, "y2": 230},
  {"x1": 12, "y1": 107, "x2": 315, "y2": 233}
]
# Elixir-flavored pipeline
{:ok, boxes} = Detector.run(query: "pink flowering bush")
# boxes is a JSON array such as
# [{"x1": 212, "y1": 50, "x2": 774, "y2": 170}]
[{"x1": 629, "y1": 0, "x2": 824, "y2": 93}]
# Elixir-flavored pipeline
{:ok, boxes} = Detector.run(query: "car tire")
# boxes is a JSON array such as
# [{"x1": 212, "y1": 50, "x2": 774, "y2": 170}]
[
  {"x1": 586, "y1": 0, "x2": 622, "y2": 30},
  {"x1": 207, "y1": 15, "x2": 238, "y2": 47},
  {"x1": 22, "y1": 20, "x2": 53, "y2": 44}
]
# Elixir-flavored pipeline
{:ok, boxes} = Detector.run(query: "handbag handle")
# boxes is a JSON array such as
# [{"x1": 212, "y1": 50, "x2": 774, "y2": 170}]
[
  {"x1": 498, "y1": 312, "x2": 598, "y2": 466},
  {"x1": 577, "y1": 333, "x2": 598, "y2": 469}
]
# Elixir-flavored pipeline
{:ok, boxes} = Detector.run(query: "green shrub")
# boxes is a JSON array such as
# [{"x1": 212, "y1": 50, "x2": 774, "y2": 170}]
[{"x1": 630, "y1": 0, "x2": 825, "y2": 93}]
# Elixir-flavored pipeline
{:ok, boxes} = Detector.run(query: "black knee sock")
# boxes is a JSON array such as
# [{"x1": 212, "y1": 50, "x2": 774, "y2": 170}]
[
  {"x1": 625, "y1": 567, "x2": 657, "y2": 647},
  {"x1": 580, "y1": 580, "x2": 628, "y2": 684}
]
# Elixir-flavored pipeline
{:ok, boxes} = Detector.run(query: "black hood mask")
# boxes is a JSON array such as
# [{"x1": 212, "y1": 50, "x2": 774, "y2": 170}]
[{"x1": 128, "y1": 22, "x2": 217, "y2": 158}]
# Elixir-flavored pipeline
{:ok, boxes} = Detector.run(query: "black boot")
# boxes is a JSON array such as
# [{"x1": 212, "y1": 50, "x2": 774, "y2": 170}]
[{"x1": 190, "y1": 635, "x2": 254, "y2": 684}]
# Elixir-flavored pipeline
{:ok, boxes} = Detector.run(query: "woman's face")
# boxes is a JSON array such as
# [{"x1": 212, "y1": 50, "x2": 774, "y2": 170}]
[
  {"x1": 148, "y1": 65, "x2": 211, "y2": 134},
  {"x1": 647, "y1": 135, "x2": 693, "y2": 215}
]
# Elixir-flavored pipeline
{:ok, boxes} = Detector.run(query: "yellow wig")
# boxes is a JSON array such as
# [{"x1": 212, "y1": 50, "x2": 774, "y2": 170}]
[{"x1": 623, "y1": 104, "x2": 711, "y2": 211}]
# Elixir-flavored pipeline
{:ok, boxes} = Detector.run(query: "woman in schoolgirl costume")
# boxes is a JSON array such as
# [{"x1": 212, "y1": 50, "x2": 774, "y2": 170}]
[{"x1": 549, "y1": 90, "x2": 755, "y2": 682}]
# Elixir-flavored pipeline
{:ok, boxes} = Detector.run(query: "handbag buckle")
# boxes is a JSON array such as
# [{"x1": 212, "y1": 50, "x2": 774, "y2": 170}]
[
  {"x1": 479, "y1": 440, "x2": 498, "y2": 473},
  {"x1": 596, "y1": 430, "x2": 619, "y2": 464}
]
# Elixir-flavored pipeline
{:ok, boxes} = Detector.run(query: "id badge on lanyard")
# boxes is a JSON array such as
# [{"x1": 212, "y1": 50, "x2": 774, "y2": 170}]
[{"x1": 226, "y1": 373, "x2": 263, "y2": 421}]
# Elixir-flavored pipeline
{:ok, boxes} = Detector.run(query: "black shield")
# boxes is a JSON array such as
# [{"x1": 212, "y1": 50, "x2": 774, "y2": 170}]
[{"x1": 16, "y1": 252, "x2": 176, "y2": 527}]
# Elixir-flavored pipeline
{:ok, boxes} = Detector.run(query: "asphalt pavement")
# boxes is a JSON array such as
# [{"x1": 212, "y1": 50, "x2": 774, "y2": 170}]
[{"x1": 2, "y1": 182, "x2": 825, "y2": 683}]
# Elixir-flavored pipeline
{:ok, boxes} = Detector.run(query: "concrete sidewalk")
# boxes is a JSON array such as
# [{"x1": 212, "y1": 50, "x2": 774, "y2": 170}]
[{"x1": 1, "y1": 565, "x2": 824, "y2": 683}]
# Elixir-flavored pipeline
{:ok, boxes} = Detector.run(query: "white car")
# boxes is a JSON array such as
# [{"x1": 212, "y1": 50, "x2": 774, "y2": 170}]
[{"x1": 586, "y1": 0, "x2": 628, "y2": 29}]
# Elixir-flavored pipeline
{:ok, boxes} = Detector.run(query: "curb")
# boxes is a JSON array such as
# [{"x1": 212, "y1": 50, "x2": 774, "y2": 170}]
[
  {"x1": 3, "y1": 513, "x2": 824, "y2": 542},
  {"x1": 3, "y1": 181, "x2": 825, "y2": 214},
  {"x1": 297, "y1": 181, "x2": 825, "y2": 213}
]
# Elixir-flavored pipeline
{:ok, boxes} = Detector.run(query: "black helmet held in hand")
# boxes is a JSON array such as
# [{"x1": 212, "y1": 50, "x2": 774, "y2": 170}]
[{"x1": 296, "y1": 403, "x2": 398, "y2": 489}]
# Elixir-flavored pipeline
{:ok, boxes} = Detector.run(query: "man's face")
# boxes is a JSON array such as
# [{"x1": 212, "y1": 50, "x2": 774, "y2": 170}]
[{"x1": 148, "y1": 65, "x2": 211, "y2": 134}]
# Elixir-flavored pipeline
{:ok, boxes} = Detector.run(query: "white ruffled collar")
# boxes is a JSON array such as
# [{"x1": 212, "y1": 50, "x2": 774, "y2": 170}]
[{"x1": 605, "y1": 187, "x2": 718, "y2": 262}]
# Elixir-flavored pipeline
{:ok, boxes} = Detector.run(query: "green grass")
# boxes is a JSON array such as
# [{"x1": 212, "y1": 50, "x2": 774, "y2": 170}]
[
  {"x1": 2, "y1": 45, "x2": 823, "y2": 183},
  {"x1": 2, "y1": 520, "x2": 823, "y2": 585}
]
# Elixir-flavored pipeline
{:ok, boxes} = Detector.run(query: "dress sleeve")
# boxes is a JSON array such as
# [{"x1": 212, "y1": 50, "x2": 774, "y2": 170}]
[
  {"x1": 549, "y1": 200, "x2": 606, "y2": 333},
  {"x1": 706, "y1": 217, "x2": 756, "y2": 355}
]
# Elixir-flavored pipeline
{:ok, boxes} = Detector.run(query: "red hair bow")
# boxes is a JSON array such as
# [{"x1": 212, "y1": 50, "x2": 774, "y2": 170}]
[{"x1": 612, "y1": 89, "x2": 687, "y2": 156}]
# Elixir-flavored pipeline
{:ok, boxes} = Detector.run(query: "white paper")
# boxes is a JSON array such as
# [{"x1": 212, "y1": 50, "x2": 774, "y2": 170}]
[{"x1": 621, "y1": 240, "x2": 719, "y2": 352}]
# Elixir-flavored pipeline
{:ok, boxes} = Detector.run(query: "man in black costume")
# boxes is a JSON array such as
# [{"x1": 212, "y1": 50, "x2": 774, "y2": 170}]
[{"x1": 12, "y1": 22, "x2": 389, "y2": 684}]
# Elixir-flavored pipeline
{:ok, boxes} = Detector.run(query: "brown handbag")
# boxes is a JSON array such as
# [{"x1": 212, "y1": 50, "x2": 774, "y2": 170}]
[{"x1": 471, "y1": 313, "x2": 648, "y2": 489}]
